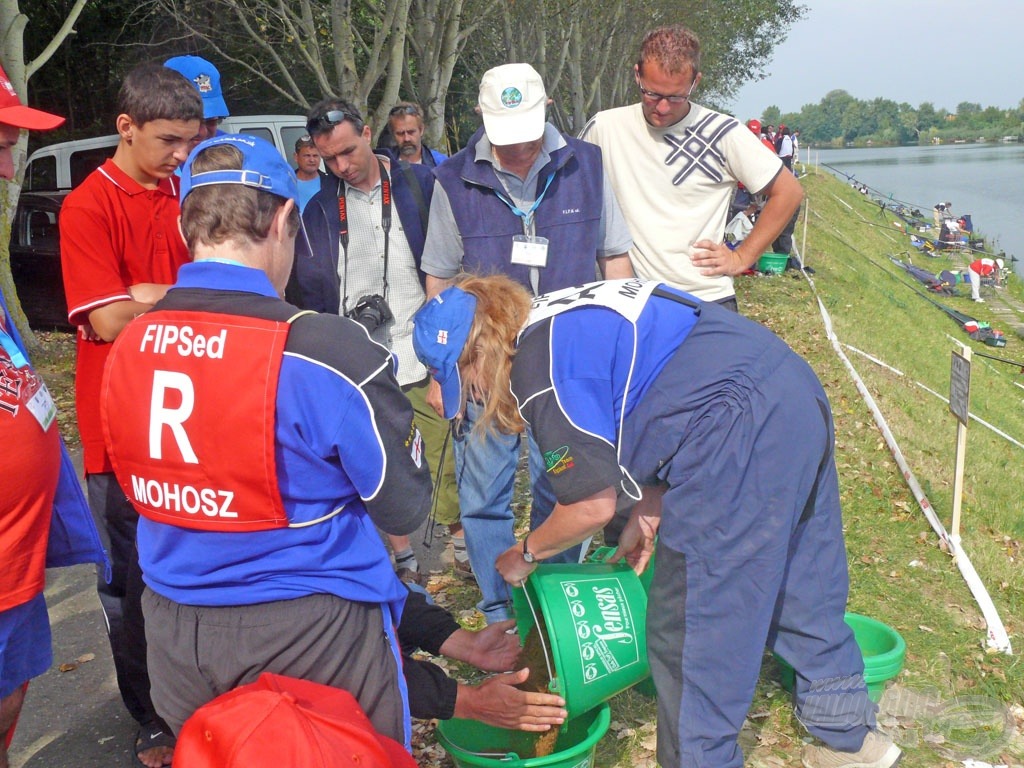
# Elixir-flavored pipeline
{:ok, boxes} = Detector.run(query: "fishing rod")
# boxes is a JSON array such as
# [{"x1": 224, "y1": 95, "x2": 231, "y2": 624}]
[
  {"x1": 820, "y1": 163, "x2": 927, "y2": 211},
  {"x1": 973, "y1": 350, "x2": 1024, "y2": 372},
  {"x1": 821, "y1": 170, "x2": 1014, "y2": 262}
]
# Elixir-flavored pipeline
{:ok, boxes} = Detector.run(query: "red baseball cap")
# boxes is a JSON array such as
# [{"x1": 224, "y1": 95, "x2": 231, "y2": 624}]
[
  {"x1": 176, "y1": 673, "x2": 417, "y2": 768},
  {"x1": 0, "y1": 63, "x2": 64, "y2": 131}
]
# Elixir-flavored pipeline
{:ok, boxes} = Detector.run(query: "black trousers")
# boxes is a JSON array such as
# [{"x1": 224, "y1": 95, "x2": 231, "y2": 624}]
[{"x1": 87, "y1": 473, "x2": 167, "y2": 732}]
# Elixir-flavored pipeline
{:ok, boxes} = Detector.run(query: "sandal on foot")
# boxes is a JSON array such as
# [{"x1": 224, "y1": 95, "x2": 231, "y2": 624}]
[{"x1": 135, "y1": 725, "x2": 175, "y2": 767}]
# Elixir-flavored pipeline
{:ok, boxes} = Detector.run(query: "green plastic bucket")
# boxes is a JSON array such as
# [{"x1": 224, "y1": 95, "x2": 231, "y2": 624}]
[
  {"x1": 758, "y1": 252, "x2": 789, "y2": 275},
  {"x1": 586, "y1": 546, "x2": 657, "y2": 699},
  {"x1": 437, "y1": 702, "x2": 610, "y2": 768},
  {"x1": 512, "y1": 562, "x2": 650, "y2": 721},
  {"x1": 775, "y1": 612, "x2": 906, "y2": 703}
]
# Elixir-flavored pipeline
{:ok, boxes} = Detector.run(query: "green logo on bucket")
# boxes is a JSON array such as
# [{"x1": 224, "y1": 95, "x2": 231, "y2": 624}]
[{"x1": 560, "y1": 577, "x2": 641, "y2": 683}]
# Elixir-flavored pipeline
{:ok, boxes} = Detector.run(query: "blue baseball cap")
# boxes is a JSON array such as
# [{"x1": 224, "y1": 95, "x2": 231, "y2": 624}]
[
  {"x1": 165, "y1": 55, "x2": 230, "y2": 119},
  {"x1": 180, "y1": 133, "x2": 298, "y2": 204},
  {"x1": 413, "y1": 287, "x2": 478, "y2": 420}
]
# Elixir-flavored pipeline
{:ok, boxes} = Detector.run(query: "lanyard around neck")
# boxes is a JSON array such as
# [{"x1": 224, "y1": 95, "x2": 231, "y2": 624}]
[
  {"x1": 0, "y1": 321, "x2": 29, "y2": 369},
  {"x1": 338, "y1": 158, "x2": 392, "y2": 314},
  {"x1": 492, "y1": 171, "x2": 556, "y2": 235}
]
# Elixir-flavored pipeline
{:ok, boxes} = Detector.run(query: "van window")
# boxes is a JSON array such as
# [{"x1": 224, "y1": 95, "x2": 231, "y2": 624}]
[
  {"x1": 25, "y1": 154, "x2": 56, "y2": 191},
  {"x1": 282, "y1": 126, "x2": 308, "y2": 156},
  {"x1": 70, "y1": 147, "x2": 116, "y2": 188},
  {"x1": 237, "y1": 127, "x2": 273, "y2": 146},
  {"x1": 26, "y1": 208, "x2": 59, "y2": 250}
]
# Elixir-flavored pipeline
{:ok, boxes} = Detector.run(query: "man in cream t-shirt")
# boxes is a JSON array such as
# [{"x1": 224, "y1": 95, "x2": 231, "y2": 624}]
[{"x1": 582, "y1": 23, "x2": 803, "y2": 310}]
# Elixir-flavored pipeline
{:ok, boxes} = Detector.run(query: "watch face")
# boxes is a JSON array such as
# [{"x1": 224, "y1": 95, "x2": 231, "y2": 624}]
[{"x1": 522, "y1": 538, "x2": 535, "y2": 562}]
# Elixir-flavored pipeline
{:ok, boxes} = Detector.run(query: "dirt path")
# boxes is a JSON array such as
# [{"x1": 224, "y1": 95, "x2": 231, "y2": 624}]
[{"x1": 986, "y1": 283, "x2": 1024, "y2": 340}]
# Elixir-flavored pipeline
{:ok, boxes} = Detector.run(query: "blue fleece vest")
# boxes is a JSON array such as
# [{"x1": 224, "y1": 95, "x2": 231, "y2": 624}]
[{"x1": 434, "y1": 128, "x2": 603, "y2": 294}]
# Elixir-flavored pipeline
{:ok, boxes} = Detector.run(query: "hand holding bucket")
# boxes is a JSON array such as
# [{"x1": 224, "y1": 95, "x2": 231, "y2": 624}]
[{"x1": 605, "y1": 484, "x2": 665, "y2": 575}]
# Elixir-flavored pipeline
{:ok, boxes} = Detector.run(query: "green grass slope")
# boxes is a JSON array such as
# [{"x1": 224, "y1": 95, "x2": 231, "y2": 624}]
[{"x1": 732, "y1": 168, "x2": 1024, "y2": 766}]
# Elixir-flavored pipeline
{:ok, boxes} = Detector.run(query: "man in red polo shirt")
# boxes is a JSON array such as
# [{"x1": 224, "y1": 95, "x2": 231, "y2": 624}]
[{"x1": 59, "y1": 62, "x2": 201, "y2": 768}]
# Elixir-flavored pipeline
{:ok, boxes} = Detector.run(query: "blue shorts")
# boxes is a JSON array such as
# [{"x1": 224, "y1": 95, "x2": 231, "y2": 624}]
[{"x1": 0, "y1": 593, "x2": 52, "y2": 699}]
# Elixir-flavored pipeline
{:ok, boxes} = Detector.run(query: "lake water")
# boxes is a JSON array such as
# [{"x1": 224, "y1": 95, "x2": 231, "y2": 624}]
[{"x1": 808, "y1": 143, "x2": 1024, "y2": 276}]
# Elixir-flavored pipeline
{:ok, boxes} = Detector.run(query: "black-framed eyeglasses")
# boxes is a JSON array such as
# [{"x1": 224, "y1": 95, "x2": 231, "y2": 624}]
[
  {"x1": 306, "y1": 110, "x2": 362, "y2": 136},
  {"x1": 389, "y1": 104, "x2": 421, "y2": 118},
  {"x1": 636, "y1": 76, "x2": 697, "y2": 105}
]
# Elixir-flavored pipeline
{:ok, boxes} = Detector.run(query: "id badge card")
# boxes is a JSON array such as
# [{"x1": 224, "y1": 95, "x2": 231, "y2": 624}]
[
  {"x1": 510, "y1": 235, "x2": 549, "y2": 268},
  {"x1": 26, "y1": 379, "x2": 57, "y2": 432}
]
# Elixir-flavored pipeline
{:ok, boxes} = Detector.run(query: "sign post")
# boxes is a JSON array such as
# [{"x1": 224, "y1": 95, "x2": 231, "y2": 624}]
[{"x1": 949, "y1": 346, "x2": 972, "y2": 542}]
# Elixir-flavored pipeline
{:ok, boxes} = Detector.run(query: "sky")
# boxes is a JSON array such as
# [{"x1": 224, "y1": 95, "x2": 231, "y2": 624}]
[{"x1": 726, "y1": 0, "x2": 1021, "y2": 121}]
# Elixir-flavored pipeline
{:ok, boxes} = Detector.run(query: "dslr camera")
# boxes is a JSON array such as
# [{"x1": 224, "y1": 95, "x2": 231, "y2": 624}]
[{"x1": 346, "y1": 294, "x2": 393, "y2": 333}]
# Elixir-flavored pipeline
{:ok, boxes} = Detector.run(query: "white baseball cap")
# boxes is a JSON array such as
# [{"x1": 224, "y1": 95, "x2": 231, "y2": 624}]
[{"x1": 478, "y1": 63, "x2": 547, "y2": 146}]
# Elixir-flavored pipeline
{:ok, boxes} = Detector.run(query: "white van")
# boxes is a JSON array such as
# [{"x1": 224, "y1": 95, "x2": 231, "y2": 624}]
[{"x1": 24, "y1": 115, "x2": 308, "y2": 191}]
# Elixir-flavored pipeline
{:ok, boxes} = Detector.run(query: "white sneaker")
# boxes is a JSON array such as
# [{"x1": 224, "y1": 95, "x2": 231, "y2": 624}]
[
  {"x1": 974, "y1": 298, "x2": 985, "y2": 303},
  {"x1": 801, "y1": 730, "x2": 902, "y2": 768}
]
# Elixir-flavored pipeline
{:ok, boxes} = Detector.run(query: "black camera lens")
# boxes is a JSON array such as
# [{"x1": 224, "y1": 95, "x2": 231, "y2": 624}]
[{"x1": 346, "y1": 294, "x2": 393, "y2": 332}]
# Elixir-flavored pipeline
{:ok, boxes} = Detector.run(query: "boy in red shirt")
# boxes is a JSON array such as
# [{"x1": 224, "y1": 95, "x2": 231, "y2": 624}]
[{"x1": 59, "y1": 63, "x2": 201, "y2": 768}]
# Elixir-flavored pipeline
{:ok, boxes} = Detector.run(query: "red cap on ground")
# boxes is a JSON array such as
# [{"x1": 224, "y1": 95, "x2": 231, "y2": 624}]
[
  {"x1": 0, "y1": 63, "x2": 64, "y2": 131},
  {"x1": 176, "y1": 673, "x2": 417, "y2": 768}
]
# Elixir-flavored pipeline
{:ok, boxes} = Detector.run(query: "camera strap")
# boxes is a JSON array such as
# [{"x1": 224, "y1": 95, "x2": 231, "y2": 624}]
[{"x1": 337, "y1": 158, "x2": 392, "y2": 315}]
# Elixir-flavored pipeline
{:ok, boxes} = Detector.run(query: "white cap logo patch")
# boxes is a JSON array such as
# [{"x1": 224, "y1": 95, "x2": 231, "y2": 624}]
[
  {"x1": 500, "y1": 87, "x2": 524, "y2": 109},
  {"x1": 436, "y1": 330, "x2": 449, "y2": 344}
]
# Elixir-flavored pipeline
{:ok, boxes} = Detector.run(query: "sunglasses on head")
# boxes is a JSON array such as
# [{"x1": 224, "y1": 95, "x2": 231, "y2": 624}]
[
  {"x1": 389, "y1": 104, "x2": 421, "y2": 117},
  {"x1": 305, "y1": 110, "x2": 362, "y2": 135}
]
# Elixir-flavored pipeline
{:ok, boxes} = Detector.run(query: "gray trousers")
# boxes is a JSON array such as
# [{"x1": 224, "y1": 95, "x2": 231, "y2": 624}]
[{"x1": 143, "y1": 589, "x2": 407, "y2": 743}]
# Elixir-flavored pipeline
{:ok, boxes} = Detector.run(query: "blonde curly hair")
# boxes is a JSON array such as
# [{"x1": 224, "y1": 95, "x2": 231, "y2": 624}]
[{"x1": 450, "y1": 273, "x2": 533, "y2": 436}]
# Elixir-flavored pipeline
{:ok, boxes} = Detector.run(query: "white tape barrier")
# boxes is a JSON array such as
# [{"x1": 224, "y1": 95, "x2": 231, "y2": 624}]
[
  {"x1": 841, "y1": 344, "x2": 1024, "y2": 452},
  {"x1": 792, "y1": 236, "x2": 1013, "y2": 654}
]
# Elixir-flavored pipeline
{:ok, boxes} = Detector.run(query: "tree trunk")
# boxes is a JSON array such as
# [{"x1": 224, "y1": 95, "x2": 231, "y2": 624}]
[{"x1": 0, "y1": 0, "x2": 89, "y2": 346}]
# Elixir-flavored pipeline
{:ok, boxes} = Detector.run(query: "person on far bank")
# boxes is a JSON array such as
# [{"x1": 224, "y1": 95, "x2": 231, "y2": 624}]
[
  {"x1": 293, "y1": 134, "x2": 326, "y2": 213},
  {"x1": 580, "y1": 24, "x2": 803, "y2": 311},
  {"x1": 414, "y1": 274, "x2": 903, "y2": 768},
  {"x1": 420, "y1": 62, "x2": 634, "y2": 623},
  {"x1": 385, "y1": 102, "x2": 447, "y2": 168},
  {"x1": 968, "y1": 257, "x2": 1003, "y2": 302}
]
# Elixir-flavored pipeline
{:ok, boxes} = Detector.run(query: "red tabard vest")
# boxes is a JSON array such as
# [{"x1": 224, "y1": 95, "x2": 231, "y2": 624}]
[{"x1": 102, "y1": 311, "x2": 291, "y2": 532}]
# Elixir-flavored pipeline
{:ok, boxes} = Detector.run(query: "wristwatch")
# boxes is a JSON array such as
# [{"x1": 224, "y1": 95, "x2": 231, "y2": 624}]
[{"x1": 522, "y1": 534, "x2": 537, "y2": 563}]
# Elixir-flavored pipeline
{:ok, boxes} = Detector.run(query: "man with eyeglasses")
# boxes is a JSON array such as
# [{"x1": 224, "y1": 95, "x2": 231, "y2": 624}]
[
  {"x1": 291, "y1": 99, "x2": 458, "y2": 586},
  {"x1": 581, "y1": 24, "x2": 803, "y2": 312},
  {"x1": 385, "y1": 102, "x2": 447, "y2": 168},
  {"x1": 420, "y1": 63, "x2": 634, "y2": 625}
]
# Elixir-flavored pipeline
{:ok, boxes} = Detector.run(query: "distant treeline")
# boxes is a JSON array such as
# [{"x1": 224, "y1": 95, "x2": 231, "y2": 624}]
[{"x1": 754, "y1": 90, "x2": 1024, "y2": 146}]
